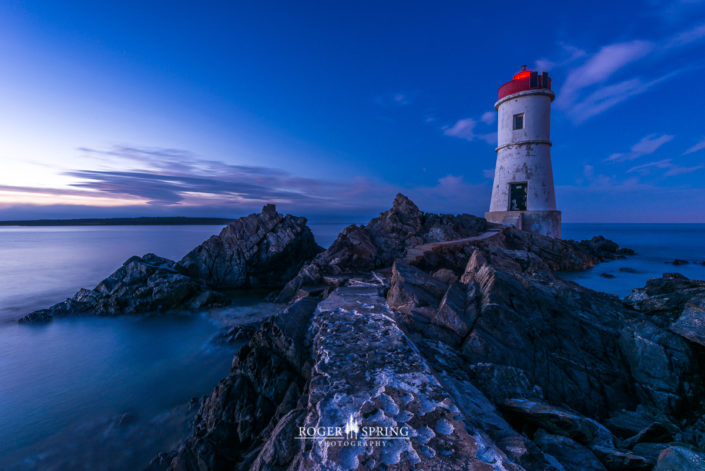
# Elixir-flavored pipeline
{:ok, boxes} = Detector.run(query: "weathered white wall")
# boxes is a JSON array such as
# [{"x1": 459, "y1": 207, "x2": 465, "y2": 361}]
[{"x1": 489, "y1": 90, "x2": 556, "y2": 212}]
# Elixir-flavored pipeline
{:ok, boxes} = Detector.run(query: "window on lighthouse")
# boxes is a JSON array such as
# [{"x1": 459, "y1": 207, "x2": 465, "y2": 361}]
[{"x1": 513, "y1": 113, "x2": 524, "y2": 130}]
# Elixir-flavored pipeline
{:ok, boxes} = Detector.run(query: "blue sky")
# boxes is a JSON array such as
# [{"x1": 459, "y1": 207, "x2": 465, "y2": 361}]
[{"x1": 0, "y1": 0, "x2": 704, "y2": 222}]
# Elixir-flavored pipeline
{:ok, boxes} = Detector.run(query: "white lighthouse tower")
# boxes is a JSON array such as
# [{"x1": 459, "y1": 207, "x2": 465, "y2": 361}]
[{"x1": 485, "y1": 66, "x2": 561, "y2": 238}]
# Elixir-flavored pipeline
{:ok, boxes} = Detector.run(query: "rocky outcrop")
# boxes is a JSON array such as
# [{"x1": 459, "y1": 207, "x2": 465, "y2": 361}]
[
  {"x1": 179, "y1": 204, "x2": 321, "y2": 290},
  {"x1": 276, "y1": 193, "x2": 489, "y2": 303},
  {"x1": 149, "y1": 195, "x2": 705, "y2": 471},
  {"x1": 21, "y1": 205, "x2": 321, "y2": 322},
  {"x1": 21, "y1": 254, "x2": 228, "y2": 322}
]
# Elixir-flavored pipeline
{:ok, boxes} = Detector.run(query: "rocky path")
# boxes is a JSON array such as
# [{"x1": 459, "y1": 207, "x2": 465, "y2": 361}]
[
  {"x1": 402, "y1": 230, "x2": 500, "y2": 265},
  {"x1": 297, "y1": 282, "x2": 520, "y2": 470}
]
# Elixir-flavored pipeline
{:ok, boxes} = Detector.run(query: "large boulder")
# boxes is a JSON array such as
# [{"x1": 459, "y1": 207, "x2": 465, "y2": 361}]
[{"x1": 179, "y1": 204, "x2": 321, "y2": 290}]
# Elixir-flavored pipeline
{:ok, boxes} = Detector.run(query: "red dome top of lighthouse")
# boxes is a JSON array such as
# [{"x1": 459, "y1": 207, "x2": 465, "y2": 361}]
[{"x1": 498, "y1": 66, "x2": 552, "y2": 100}]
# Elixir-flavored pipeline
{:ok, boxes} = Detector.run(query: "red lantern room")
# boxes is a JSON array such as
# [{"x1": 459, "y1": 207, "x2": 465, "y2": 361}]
[{"x1": 498, "y1": 65, "x2": 552, "y2": 101}]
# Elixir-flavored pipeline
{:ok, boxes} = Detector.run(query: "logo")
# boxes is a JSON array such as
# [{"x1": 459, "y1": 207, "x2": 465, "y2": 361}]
[{"x1": 296, "y1": 414, "x2": 410, "y2": 448}]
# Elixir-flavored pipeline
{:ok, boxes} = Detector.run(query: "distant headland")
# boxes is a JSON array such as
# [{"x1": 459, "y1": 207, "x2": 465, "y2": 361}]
[{"x1": 0, "y1": 217, "x2": 233, "y2": 226}]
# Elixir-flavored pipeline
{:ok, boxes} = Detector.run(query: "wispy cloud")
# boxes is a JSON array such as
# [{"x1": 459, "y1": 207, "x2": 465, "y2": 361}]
[
  {"x1": 535, "y1": 42, "x2": 586, "y2": 72},
  {"x1": 628, "y1": 158, "x2": 704, "y2": 176},
  {"x1": 550, "y1": 22, "x2": 705, "y2": 122},
  {"x1": 480, "y1": 111, "x2": 496, "y2": 125},
  {"x1": 684, "y1": 138, "x2": 705, "y2": 155},
  {"x1": 606, "y1": 134, "x2": 674, "y2": 161},
  {"x1": 0, "y1": 145, "x2": 494, "y2": 218},
  {"x1": 443, "y1": 118, "x2": 496, "y2": 144},
  {"x1": 375, "y1": 91, "x2": 413, "y2": 107},
  {"x1": 556, "y1": 41, "x2": 654, "y2": 121}
]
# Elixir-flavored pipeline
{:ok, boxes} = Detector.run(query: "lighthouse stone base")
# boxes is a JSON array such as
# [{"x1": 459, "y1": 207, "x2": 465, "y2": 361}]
[{"x1": 485, "y1": 210, "x2": 561, "y2": 239}]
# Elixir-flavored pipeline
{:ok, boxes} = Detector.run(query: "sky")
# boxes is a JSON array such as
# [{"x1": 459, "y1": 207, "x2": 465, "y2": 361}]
[{"x1": 0, "y1": 0, "x2": 704, "y2": 222}]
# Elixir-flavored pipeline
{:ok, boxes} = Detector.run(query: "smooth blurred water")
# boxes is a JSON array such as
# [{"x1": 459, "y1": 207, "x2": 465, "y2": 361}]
[
  {"x1": 561, "y1": 223, "x2": 705, "y2": 297},
  {"x1": 0, "y1": 225, "x2": 224, "y2": 323},
  {"x1": 0, "y1": 225, "x2": 275, "y2": 470},
  {"x1": 0, "y1": 222, "x2": 703, "y2": 469}
]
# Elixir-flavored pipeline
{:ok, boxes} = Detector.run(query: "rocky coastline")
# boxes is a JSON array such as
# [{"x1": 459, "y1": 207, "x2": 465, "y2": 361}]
[
  {"x1": 20, "y1": 204, "x2": 321, "y2": 323},
  {"x1": 21, "y1": 194, "x2": 705, "y2": 470}
]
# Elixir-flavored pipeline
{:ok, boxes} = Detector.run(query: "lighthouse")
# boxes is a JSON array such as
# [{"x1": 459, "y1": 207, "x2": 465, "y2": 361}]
[{"x1": 485, "y1": 66, "x2": 561, "y2": 238}]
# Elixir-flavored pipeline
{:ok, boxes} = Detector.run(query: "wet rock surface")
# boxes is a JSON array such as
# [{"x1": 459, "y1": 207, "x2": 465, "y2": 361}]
[{"x1": 21, "y1": 206, "x2": 320, "y2": 323}]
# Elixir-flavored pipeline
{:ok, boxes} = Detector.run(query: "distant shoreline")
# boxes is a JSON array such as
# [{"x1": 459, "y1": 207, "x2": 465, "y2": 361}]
[{"x1": 0, "y1": 217, "x2": 233, "y2": 226}]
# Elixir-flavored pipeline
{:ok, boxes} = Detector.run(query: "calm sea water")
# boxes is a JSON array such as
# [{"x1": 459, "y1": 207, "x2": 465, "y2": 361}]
[
  {"x1": 0, "y1": 222, "x2": 703, "y2": 469},
  {"x1": 561, "y1": 223, "x2": 705, "y2": 297}
]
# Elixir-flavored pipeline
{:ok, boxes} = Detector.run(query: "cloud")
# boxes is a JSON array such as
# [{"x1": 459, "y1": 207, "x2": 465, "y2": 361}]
[
  {"x1": 443, "y1": 118, "x2": 496, "y2": 144},
  {"x1": 444, "y1": 118, "x2": 477, "y2": 141},
  {"x1": 684, "y1": 138, "x2": 705, "y2": 155},
  {"x1": 550, "y1": 21, "x2": 705, "y2": 122},
  {"x1": 375, "y1": 91, "x2": 413, "y2": 107},
  {"x1": 606, "y1": 134, "x2": 674, "y2": 161},
  {"x1": 0, "y1": 145, "x2": 496, "y2": 219},
  {"x1": 627, "y1": 158, "x2": 704, "y2": 176},
  {"x1": 480, "y1": 111, "x2": 496, "y2": 125},
  {"x1": 556, "y1": 40, "x2": 654, "y2": 110},
  {"x1": 568, "y1": 74, "x2": 679, "y2": 123},
  {"x1": 667, "y1": 22, "x2": 705, "y2": 47},
  {"x1": 534, "y1": 42, "x2": 586, "y2": 72}
]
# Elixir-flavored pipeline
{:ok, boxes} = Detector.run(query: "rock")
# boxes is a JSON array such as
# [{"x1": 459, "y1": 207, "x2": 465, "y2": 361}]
[
  {"x1": 605, "y1": 409, "x2": 665, "y2": 439},
  {"x1": 631, "y1": 442, "x2": 671, "y2": 463},
  {"x1": 625, "y1": 273, "x2": 705, "y2": 324},
  {"x1": 147, "y1": 196, "x2": 705, "y2": 470},
  {"x1": 500, "y1": 398, "x2": 615, "y2": 449},
  {"x1": 669, "y1": 259, "x2": 690, "y2": 266},
  {"x1": 619, "y1": 267, "x2": 639, "y2": 273},
  {"x1": 533, "y1": 429, "x2": 606, "y2": 471},
  {"x1": 654, "y1": 446, "x2": 705, "y2": 470},
  {"x1": 179, "y1": 204, "x2": 321, "y2": 290},
  {"x1": 591, "y1": 445, "x2": 653, "y2": 470},
  {"x1": 457, "y1": 244, "x2": 641, "y2": 419},
  {"x1": 432, "y1": 267, "x2": 459, "y2": 284},
  {"x1": 157, "y1": 297, "x2": 319, "y2": 470},
  {"x1": 277, "y1": 193, "x2": 488, "y2": 303},
  {"x1": 22, "y1": 205, "x2": 319, "y2": 322},
  {"x1": 670, "y1": 295, "x2": 705, "y2": 347},
  {"x1": 21, "y1": 254, "x2": 228, "y2": 322},
  {"x1": 619, "y1": 318, "x2": 699, "y2": 416},
  {"x1": 468, "y1": 363, "x2": 544, "y2": 404},
  {"x1": 624, "y1": 422, "x2": 674, "y2": 448},
  {"x1": 294, "y1": 284, "x2": 522, "y2": 471},
  {"x1": 601, "y1": 272, "x2": 616, "y2": 278},
  {"x1": 386, "y1": 262, "x2": 448, "y2": 314}
]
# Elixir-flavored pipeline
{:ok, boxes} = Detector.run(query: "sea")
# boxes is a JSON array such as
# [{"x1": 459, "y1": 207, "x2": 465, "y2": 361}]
[{"x1": 0, "y1": 222, "x2": 704, "y2": 469}]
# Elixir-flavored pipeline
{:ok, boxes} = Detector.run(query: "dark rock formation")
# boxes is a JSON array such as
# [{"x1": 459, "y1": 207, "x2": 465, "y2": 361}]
[
  {"x1": 179, "y1": 204, "x2": 321, "y2": 290},
  {"x1": 21, "y1": 205, "x2": 321, "y2": 323},
  {"x1": 276, "y1": 193, "x2": 489, "y2": 302},
  {"x1": 21, "y1": 254, "x2": 228, "y2": 322},
  {"x1": 150, "y1": 195, "x2": 705, "y2": 471},
  {"x1": 668, "y1": 259, "x2": 690, "y2": 266}
]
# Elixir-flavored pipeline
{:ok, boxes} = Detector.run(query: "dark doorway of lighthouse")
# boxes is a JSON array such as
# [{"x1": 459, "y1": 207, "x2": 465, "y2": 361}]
[{"x1": 509, "y1": 183, "x2": 527, "y2": 211}]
